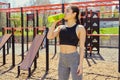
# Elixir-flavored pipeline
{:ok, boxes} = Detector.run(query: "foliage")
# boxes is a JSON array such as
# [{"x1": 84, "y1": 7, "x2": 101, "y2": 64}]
[
  {"x1": 100, "y1": 27, "x2": 118, "y2": 34},
  {"x1": 0, "y1": 12, "x2": 6, "y2": 30},
  {"x1": 11, "y1": 13, "x2": 21, "y2": 27}
]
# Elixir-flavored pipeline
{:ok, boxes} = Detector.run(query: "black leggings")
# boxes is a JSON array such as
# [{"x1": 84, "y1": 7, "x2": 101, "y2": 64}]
[{"x1": 58, "y1": 51, "x2": 82, "y2": 80}]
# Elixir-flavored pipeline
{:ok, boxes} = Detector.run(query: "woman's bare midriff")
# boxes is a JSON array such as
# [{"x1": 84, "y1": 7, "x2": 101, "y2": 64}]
[{"x1": 60, "y1": 45, "x2": 77, "y2": 54}]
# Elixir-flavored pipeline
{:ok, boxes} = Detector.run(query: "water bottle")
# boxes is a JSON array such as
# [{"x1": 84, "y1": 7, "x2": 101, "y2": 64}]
[{"x1": 48, "y1": 13, "x2": 64, "y2": 23}]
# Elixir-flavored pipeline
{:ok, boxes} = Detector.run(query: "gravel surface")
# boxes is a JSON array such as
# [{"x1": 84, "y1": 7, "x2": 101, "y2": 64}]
[{"x1": 0, "y1": 45, "x2": 119, "y2": 80}]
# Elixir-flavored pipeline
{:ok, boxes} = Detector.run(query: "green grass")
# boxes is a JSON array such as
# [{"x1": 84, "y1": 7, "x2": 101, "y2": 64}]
[
  {"x1": 0, "y1": 27, "x2": 119, "y2": 36},
  {"x1": 0, "y1": 32, "x2": 2, "y2": 36},
  {"x1": 100, "y1": 27, "x2": 118, "y2": 34},
  {"x1": 0, "y1": 31, "x2": 34, "y2": 36},
  {"x1": 14, "y1": 31, "x2": 34, "y2": 36}
]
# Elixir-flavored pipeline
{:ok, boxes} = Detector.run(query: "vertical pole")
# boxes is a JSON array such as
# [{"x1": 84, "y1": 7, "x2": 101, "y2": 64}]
[
  {"x1": 12, "y1": 28, "x2": 15, "y2": 66},
  {"x1": 33, "y1": 13, "x2": 35, "y2": 38},
  {"x1": 98, "y1": 11, "x2": 100, "y2": 54},
  {"x1": 3, "y1": 45, "x2": 6, "y2": 65},
  {"x1": 34, "y1": 28, "x2": 37, "y2": 69},
  {"x1": 54, "y1": 12, "x2": 57, "y2": 58},
  {"x1": 118, "y1": 0, "x2": 120, "y2": 72},
  {"x1": 62, "y1": 0, "x2": 65, "y2": 25},
  {"x1": 36, "y1": 10, "x2": 39, "y2": 56},
  {"x1": 6, "y1": 12, "x2": 9, "y2": 27},
  {"x1": 8, "y1": 3, "x2": 11, "y2": 27},
  {"x1": 90, "y1": 10, "x2": 92, "y2": 56},
  {"x1": 26, "y1": 14, "x2": 29, "y2": 51},
  {"x1": 36, "y1": 10, "x2": 39, "y2": 29},
  {"x1": 6, "y1": 12, "x2": 9, "y2": 54},
  {"x1": 34, "y1": 27, "x2": 37, "y2": 69},
  {"x1": 33, "y1": 17, "x2": 37, "y2": 69},
  {"x1": 54, "y1": 37, "x2": 57, "y2": 56},
  {"x1": 46, "y1": 28, "x2": 49, "y2": 73},
  {"x1": 28, "y1": 68, "x2": 31, "y2": 78},
  {"x1": 6, "y1": 12, "x2": 9, "y2": 55},
  {"x1": 2, "y1": 28, "x2": 6, "y2": 65},
  {"x1": 85, "y1": 8, "x2": 88, "y2": 57},
  {"x1": 7, "y1": 3, "x2": 11, "y2": 55},
  {"x1": 21, "y1": 7, "x2": 24, "y2": 61}
]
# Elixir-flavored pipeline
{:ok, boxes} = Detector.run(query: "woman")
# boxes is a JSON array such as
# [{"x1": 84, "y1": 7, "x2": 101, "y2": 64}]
[{"x1": 47, "y1": 5, "x2": 86, "y2": 80}]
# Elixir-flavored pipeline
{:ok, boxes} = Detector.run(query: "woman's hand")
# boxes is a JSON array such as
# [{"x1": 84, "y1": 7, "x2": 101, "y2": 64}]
[
  {"x1": 54, "y1": 19, "x2": 62, "y2": 24},
  {"x1": 77, "y1": 64, "x2": 83, "y2": 76}
]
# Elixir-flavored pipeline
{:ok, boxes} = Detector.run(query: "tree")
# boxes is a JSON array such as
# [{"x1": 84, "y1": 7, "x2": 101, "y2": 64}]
[
  {"x1": 34, "y1": 0, "x2": 50, "y2": 5},
  {"x1": 113, "y1": 5, "x2": 119, "y2": 18},
  {"x1": 27, "y1": 0, "x2": 50, "y2": 6}
]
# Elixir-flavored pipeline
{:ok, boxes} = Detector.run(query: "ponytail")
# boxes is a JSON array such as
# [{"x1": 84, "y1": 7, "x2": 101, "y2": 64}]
[
  {"x1": 71, "y1": 5, "x2": 80, "y2": 24},
  {"x1": 76, "y1": 15, "x2": 80, "y2": 24}
]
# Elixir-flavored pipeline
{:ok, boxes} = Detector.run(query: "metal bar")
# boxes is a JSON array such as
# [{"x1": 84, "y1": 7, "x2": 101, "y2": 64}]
[
  {"x1": 36, "y1": 10, "x2": 39, "y2": 58},
  {"x1": 0, "y1": 0, "x2": 119, "y2": 12},
  {"x1": 118, "y1": 0, "x2": 120, "y2": 73},
  {"x1": 12, "y1": 28, "x2": 15, "y2": 66},
  {"x1": 2, "y1": 29, "x2": 6, "y2": 65},
  {"x1": 21, "y1": 7, "x2": 24, "y2": 61},
  {"x1": 7, "y1": 4, "x2": 11, "y2": 55},
  {"x1": 16, "y1": 66, "x2": 20, "y2": 78},
  {"x1": 36, "y1": 10, "x2": 39, "y2": 28},
  {"x1": 34, "y1": 56, "x2": 37, "y2": 69},
  {"x1": 33, "y1": 13, "x2": 35, "y2": 38},
  {"x1": 3, "y1": 45, "x2": 6, "y2": 65},
  {"x1": 28, "y1": 68, "x2": 31, "y2": 78},
  {"x1": 26, "y1": 14, "x2": 29, "y2": 51},
  {"x1": 46, "y1": 28, "x2": 49, "y2": 72}
]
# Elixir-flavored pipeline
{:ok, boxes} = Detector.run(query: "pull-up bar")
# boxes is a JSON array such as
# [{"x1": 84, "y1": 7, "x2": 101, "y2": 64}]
[
  {"x1": 0, "y1": 2, "x2": 9, "y2": 5},
  {"x1": 0, "y1": 0, "x2": 119, "y2": 12},
  {"x1": 0, "y1": 2, "x2": 10, "y2": 9}
]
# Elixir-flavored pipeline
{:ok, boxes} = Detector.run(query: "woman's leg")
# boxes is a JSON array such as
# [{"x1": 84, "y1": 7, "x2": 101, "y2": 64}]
[
  {"x1": 58, "y1": 63, "x2": 70, "y2": 80},
  {"x1": 58, "y1": 53, "x2": 70, "y2": 80},
  {"x1": 71, "y1": 66, "x2": 82, "y2": 80},
  {"x1": 70, "y1": 52, "x2": 82, "y2": 80}
]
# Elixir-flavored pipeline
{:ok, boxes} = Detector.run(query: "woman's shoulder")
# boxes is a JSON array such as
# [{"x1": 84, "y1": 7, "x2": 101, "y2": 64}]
[
  {"x1": 77, "y1": 24, "x2": 84, "y2": 28},
  {"x1": 76, "y1": 24, "x2": 86, "y2": 33},
  {"x1": 76, "y1": 24, "x2": 85, "y2": 30}
]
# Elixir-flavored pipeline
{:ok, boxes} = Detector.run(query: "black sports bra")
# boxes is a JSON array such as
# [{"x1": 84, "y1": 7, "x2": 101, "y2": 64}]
[{"x1": 59, "y1": 24, "x2": 79, "y2": 46}]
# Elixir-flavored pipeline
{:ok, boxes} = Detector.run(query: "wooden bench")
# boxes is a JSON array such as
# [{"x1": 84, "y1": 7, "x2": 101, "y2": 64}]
[
  {"x1": 0, "y1": 34, "x2": 12, "y2": 65},
  {"x1": 0, "y1": 34, "x2": 12, "y2": 49},
  {"x1": 17, "y1": 34, "x2": 45, "y2": 78}
]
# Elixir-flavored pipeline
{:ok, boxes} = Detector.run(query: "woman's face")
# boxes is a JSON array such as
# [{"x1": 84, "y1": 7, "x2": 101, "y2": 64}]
[{"x1": 64, "y1": 6, "x2": 76, "y2": 20}]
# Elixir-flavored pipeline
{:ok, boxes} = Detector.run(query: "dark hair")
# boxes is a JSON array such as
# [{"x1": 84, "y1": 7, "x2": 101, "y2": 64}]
[{"x1": 70, "y1": 5, "x2": 80, "y2": 24}]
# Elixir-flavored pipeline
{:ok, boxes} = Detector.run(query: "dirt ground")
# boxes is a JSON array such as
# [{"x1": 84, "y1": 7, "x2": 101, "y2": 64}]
[{"x1": 0, "y1": 46, "x2": 120, "y2": 80}]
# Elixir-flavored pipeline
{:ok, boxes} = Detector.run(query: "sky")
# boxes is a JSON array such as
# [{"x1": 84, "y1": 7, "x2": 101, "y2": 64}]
[
  {"x1": 50, "y1": 0, "x2": 81, "y2": 4},
  {"x1": 8, "y1": 0, "x2": 30, "y2": 7},
  {"x1": 0, "y1": 0, "x2": 82, "y2": 8},
  {"x1": 0, "y1": 0, "x2": 31, "y2": 7}
]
